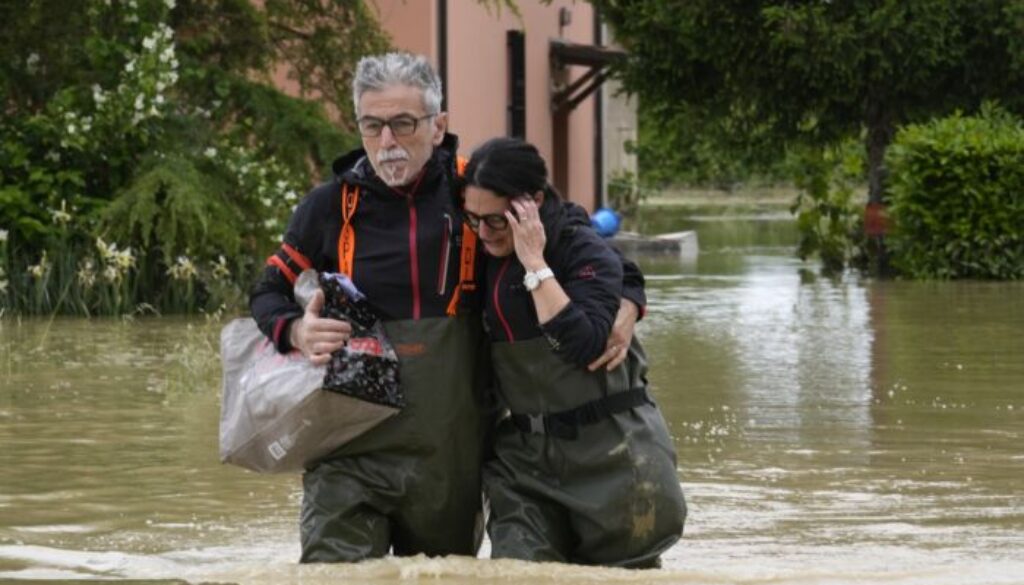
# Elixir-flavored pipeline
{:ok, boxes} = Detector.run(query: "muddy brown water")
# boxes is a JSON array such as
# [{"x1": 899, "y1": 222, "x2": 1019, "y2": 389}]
[{"x1": 2, "y1": 216, "x2": 1021, "y2": 584}]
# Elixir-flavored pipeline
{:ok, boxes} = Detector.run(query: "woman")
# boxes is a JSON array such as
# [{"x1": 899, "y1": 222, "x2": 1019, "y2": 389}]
[{"x1": 463, "y1": 137, "x2": 686, "y2": 568}]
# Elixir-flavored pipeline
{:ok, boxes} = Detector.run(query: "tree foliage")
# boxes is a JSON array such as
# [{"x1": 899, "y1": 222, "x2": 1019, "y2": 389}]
[{"x1": 594, "y1": 0, "x2": 1024, "y2": 202}]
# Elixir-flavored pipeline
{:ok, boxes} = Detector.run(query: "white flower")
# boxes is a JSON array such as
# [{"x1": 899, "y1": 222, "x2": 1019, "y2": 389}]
[
  {"x1": 45, "y1": 151, "x2": 61, "y2": 163},
  {"x1": 0, "y1": 279, "x2": 7, "y2": 294},
  {"x1": 77, "y1": 258, "x2": 96, "y2": 289},
  {"x1": 204, "y1": 147, "x2": 217, "y2": 158},
  {"x1": 164, "y1": 0, "x2": 176, "y2": 9},
  {"x1": 28, "y1": 252, "x2": 50, "y2": 279},
  {"x1": 284, "y1": 190, "x2": 298, "y2": 203},
  {"x1": 167, "y1": 255, "x2": 197, "y2": 281},
  {"x1": 143, "y1": 36, "x2": 157, "y2": 51},
  {"x1": 263, "y1": 218, "x2": 277, "y2": 229},
  {"x1": 210, "y1": 255, "x2": 230, "y2": 279},
  {"x1": 125, "y1": 59, "x2": 136, "y2": 73},
  {"x1": 93, "y1": 84, "x2": 107, "y2": 105},
  {"x1": 156, "y1": 81, "x2": 166, "y2": 92},
  {"x1": 135, "y1": 94, "x2": 145, "y2": 111},
  {"x1": 155, "y1": 95, "x2": 164, "y2": 105},
  {"x1": 67, "y1": 124, "x2": 76, "y2": 135},
  {"x1": 50, "y1": 200, "x2": 71, "y2": 224},
  {"x1": 261, "y1": 197, "x2": 273, "y2": 208},
  {"x1": 103, "y1": 264, "x2": 121, "y2": 283},
  {"x1": 0, "y1": 229, "x2": 8, "y2": 243},
  {"x1": 115, "y1": 248, "x2": 135, "y2": 270},
  {"x1": 96, "y1": 237, "x2": 116, "y2": 260}
]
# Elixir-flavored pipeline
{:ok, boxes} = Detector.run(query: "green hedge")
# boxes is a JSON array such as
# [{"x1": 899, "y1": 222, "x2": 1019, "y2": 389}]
[{"x1": 886, "y1": 107, "x2": 1024, "y2": 279}]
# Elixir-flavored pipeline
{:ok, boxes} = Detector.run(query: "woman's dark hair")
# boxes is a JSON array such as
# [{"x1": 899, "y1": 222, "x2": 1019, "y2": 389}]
[{"x1": 463, "y1": 137, "x2": 561, "y2": 201}]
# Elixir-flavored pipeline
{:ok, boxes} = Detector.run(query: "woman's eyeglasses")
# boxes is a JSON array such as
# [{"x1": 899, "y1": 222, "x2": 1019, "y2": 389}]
[{"x1": 463, "y1": 210, "x2": 509, "y2": 231}]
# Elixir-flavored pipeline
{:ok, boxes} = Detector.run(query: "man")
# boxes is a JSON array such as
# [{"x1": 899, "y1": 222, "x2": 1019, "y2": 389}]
[{"x1": 250, "y1": 52, "x2": 644, "y2": 562}]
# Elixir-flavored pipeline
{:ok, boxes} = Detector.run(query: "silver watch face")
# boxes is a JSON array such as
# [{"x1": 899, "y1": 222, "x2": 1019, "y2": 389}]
[{"x1": 524, "y1": 272, "x2": 539, "y2": 290}]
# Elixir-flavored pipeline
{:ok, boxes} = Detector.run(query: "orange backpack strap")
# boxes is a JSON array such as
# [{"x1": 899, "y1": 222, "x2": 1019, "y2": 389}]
[
  {"x1": 337, "y1": 183, "x2": 360, "y2": 278},
  {"x1": 265, "y1": 242, "x2": 312, "y2": 285},
  {"x1": 446, "y1": 224, "x2": 478, "y2": 316},
  {"x1": 446, "y1": 157, "x2": 477, "y2": 316}
]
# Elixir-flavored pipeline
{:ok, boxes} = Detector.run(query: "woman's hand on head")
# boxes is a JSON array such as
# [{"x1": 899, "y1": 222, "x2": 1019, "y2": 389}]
[{"x1": 507, "y1": 196, "x2": 547, "y2": 271}]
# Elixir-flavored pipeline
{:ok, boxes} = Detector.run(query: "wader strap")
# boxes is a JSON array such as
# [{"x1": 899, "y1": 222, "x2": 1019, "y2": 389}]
[
  {"x1": 338, "y1": 184, "x2": 360, "y2": 278},
  {"x1": 508, "y1": 387, "x2": 653, "y2": 440},
  {"x1": 446, "y1": 156, "x2": 476, "y2": 316}
]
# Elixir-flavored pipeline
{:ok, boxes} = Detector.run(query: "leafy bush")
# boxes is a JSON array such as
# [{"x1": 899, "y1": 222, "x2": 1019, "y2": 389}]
[
  {"x1": 0, "y1": 0, "x2": 387, "y2": 315},
  {"x1": 788, "y1": 141, "x2": 866, "y2": 275},
  {"x1": 606, "y1": 170, "x2": 652, "y2": 219},
  {"x1": 886, "y1": 106, "x2": 1024, "y2": 279}
]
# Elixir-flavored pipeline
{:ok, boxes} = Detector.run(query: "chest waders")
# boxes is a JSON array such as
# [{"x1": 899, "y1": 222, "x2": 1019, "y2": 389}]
[
  {"x1": 300, "y1": 315, "x2": 487, "y2": 562},
  {"x1": 299, "y1": 167, "x2": 486, "y2": 562},
  {"x1": 483, "y1": 337, "x2": 686, "y2": 568}
]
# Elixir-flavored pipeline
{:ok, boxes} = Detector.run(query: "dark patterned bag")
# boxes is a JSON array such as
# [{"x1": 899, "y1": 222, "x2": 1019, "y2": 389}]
[{"x1": 318, "y1": 272, "x2": 404, "y2": 409}]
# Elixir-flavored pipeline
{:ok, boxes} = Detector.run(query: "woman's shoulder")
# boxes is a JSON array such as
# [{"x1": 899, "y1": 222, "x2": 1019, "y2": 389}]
[{"x1": 549, "y1": 202, "x2": 622, "y2": 278}]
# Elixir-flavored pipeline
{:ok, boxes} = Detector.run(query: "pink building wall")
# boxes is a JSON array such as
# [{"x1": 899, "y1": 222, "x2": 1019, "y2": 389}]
[{"x1": 370, "y1": 0, "x2": 601, "y2": 210}]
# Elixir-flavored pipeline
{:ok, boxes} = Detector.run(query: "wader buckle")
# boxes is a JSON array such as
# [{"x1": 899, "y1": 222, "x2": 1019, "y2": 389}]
[
  {"x1": 527, "y1": 413, "x2": 546, "y2": 434},
  {"x1": 508, "y1": 387, "x2": 652, "y2": 441}
]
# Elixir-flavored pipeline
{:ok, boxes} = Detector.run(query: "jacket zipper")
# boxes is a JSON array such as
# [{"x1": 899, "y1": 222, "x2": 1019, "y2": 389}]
[
  {"x1": 437, "y1": 212, "x2": 452, "y2": 296},
  {"x1": 408, "y1": 198, "x2": 420, "y2": 320},
  {"x1": 493, "y1": 257, "x2": 515, "y2": 342}
]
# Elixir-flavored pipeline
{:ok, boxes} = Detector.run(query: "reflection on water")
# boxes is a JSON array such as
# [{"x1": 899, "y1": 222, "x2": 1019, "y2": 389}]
[{"x1": 1, "y1": 216, "x2": 1022, "y2": 584}]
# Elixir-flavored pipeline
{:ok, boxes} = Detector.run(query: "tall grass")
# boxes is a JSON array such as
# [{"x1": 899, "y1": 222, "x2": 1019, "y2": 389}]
[{"x1": 0, "y1": 227, "x2": 251, "y2": 318}]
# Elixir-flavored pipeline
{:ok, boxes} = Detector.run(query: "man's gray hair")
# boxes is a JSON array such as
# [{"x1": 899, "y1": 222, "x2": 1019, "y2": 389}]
[{"x1": 352, "y1": 52, "x2": 443, "y2": 116}]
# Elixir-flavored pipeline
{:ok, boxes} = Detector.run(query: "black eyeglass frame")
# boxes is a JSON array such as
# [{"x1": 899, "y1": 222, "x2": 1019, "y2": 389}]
[
  {"x1": 463, "y1": 210, "x2": 510, "y2": 231},
  {"x1": 356, "y1": 113, "x2": 438, "y2": 137}
]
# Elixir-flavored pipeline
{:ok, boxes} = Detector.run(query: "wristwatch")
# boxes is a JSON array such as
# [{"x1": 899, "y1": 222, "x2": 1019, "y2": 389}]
[{"x1": 523, "y1": 267, "x2": 555, "y2": 291}]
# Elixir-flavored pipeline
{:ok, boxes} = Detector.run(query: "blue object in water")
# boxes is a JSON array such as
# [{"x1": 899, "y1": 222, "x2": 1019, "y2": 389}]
[{"x1": 591, "y1": 207, "x2": 621, "y2": 238}]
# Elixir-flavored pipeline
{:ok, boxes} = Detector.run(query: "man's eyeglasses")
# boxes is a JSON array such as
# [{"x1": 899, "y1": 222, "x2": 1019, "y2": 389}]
[
  {"x1": 357, "y1": 114, "x2": 436, "y2": 137},
  {"x1": 463, "y1": 210, "x2": 509, "y2": 231}
]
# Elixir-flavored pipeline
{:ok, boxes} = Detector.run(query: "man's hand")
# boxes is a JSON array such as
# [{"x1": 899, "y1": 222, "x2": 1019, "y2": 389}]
[
  {"x1": 289, "y1": 289, "x2": 352, "y2": 366},
  {"x1": 588, "y1": 299, "x2": 639, "y2": 372}
]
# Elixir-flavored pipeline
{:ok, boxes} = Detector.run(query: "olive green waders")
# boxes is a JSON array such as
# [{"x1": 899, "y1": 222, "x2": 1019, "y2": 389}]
[
  {"x1": 484, "y1": 337, "x2": 686, "y2": 568},
  {"x1": 300, "y1": 316, "x2": 487, "y2": 562}
]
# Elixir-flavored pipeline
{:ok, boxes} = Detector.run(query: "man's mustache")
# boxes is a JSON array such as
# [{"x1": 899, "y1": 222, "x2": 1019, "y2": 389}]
[{"x1": 378, "y1": 148, "x2": 409, "y2": 163}]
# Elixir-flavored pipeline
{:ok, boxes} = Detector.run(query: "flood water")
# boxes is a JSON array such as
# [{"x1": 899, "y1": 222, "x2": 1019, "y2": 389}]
[{"x1": 2, "y1": 215, "x2": 1022, "y2": 584}]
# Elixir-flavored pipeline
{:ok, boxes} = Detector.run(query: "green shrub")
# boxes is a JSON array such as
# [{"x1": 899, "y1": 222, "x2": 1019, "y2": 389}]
[
  {"x1": 788, "y1": 141, "x2": 866, "y2": 275},
  {"x1": 606, "y1": 170, "x2": 652, "y2": 219},
  {"x1": 886, "y1": 106, "x2": 1024, "y2": 279}
]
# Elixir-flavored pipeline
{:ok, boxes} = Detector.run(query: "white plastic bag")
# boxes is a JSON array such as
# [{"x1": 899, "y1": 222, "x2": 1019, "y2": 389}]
[{"x1": 218, "y1": 271, "x2": 398, "y2": 473}]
